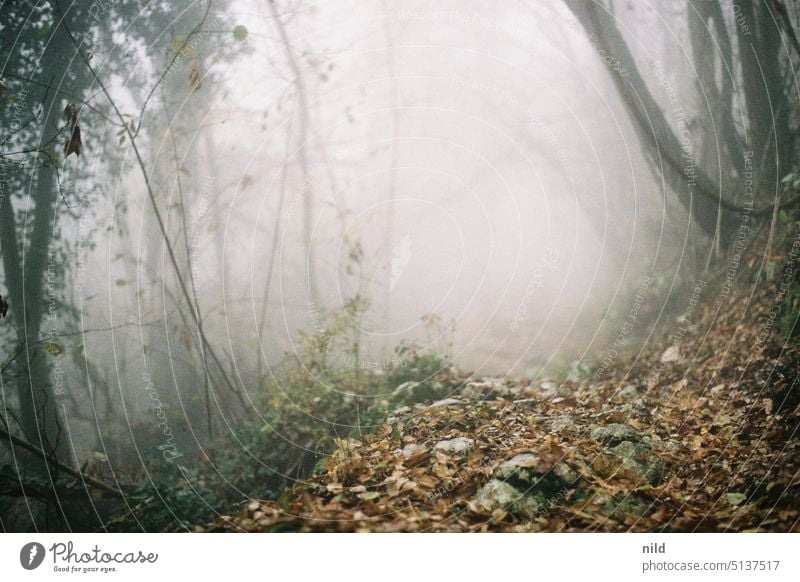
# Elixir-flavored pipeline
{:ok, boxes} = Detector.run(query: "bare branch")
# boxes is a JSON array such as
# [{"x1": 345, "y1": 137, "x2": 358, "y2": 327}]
[{"x1": 0, "y1": 426, "x2": 124, "y2": 498}]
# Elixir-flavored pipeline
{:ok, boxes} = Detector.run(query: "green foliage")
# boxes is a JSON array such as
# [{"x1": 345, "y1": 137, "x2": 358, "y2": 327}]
[
  {"x1": 781, "y1": 288, "x2": 800, "y2": 340},
  {"x1": 386, "y1": 340, "x2": 451, "y2": 386},
  {"x1": 109, "y1": 291, "x2": 457, "y2": 531},
  {"x1": 781, "y1": 172, "x2": 800, "y2": 189},
  {"x1": 109, "y1": 423, "x2": 288, "y2": 532}
]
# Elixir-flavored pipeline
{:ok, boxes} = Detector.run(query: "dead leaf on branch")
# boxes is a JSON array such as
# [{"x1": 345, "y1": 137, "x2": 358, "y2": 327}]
[
  {"x1": 189, "y1": 59, "x2": 202, "y2": 94},
  {"x1": 63, "y1": 103, "x2": 82, "y2": 157}
]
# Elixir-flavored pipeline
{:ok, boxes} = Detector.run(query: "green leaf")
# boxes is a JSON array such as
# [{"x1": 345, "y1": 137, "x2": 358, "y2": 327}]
[
  {"x1": 233, "y1": 25, "x2": 248, "y2": 42},
  {"x1": 116, "y1": 278, "x2": 127, "y2": 287},
  {"x1": 42, "y1": 341, "x2": 63, "y2": 355},
  {"x1": 74, "y1": 344, "x2": 85, "y2": 357}
]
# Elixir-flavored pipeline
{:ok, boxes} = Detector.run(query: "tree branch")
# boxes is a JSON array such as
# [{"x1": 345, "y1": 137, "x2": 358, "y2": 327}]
[{"x1": 0, "y1": 426, "x2": 124, "y2": 498}]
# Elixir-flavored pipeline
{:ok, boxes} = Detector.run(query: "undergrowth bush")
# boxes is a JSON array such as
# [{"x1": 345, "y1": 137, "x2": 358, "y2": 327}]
[{"x1": 109, "y1": 299, "x2": 457, "y2": 531}]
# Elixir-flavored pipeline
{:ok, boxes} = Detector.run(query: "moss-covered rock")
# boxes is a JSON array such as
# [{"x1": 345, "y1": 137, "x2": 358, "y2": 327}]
[{"x1": 472, "y1": 479, "x2": 543, "y2": 518}]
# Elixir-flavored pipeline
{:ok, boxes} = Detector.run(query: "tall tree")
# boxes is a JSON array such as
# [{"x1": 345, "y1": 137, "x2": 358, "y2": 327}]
[
  {"x1": 563, "y1": 0, "x2": 737, "y2": 242},
  {"x1": 738, "y1": 1, "x2": 793, "y2": 190},
  {"x1": 563, "y1": 0, "x2": 799, "y2": 249},
  {"x1": 1, "y1": 1, "x2": 94, "y2": 458}
]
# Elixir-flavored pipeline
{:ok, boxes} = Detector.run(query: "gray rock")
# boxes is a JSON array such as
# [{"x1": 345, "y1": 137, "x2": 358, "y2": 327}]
[
  {"x1": 548, "y1": 415, "x2": 576, "y2": 432},
  {"x1": 462, "y1": 379, "x2": 520, "y2": 400},
  {"x1": 540, "y1": 380, "x2": 557, "y2": 393},
  {"x1": 461, "y1": 383, "x2": 487, "y2": 400},
  {"x1": 493, "y1": 454, "x2": 578, "y2": 497},
  {"x1": 590, "y1": 423, "x2": 642, "y2": 445},
  {"x1": 462, "y1": 380, "x2": 499, "y2": 399},
  {"x1": 607, "y1": 441, "x2": 663, "y2": 486},
  {"x1": 620, "y1": 399, "x2": 651, "y2": 419},
  {"x1": 540, "y1": 381, "x2": 571, "y2": 399},
  {"x1": 554, "y1": 463, "x2": 579, "y2": 485},
  {"x1": 473, "y1": 479, "x2": 520, "y2": 510},
  {"x1": 660, "y1": 345, "x2": 680, "y2": 363},
  {"x1": 434, "y1": 437, "x2": 474, "y2": 454},
  {"x1": 495, "y1": 454, "x2": 541, "y2": 481},
  {"x1": 472, "y1": 479, "x2": 543, "y2": 518},
  {"x1": 618, "y1": 384, "x2": 640, "y2": 400}
]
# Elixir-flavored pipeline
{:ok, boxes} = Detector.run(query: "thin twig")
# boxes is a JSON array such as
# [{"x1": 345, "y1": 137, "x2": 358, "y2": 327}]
[
  {"x1": 132, "y1": 0, "x2": 213, "y2": 138},
  {"x1": 1, "y1": 320, "x2": 158, "y2": 375}
]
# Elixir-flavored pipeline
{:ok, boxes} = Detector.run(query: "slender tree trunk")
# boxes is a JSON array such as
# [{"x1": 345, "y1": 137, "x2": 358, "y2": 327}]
[
  {"x1": 688, "y1": 0, "x2": 720, "y2": 261},
  {"x1": 738, "y1": 3, "x2": 791, "y2": 196},
  {"x1": 0, "y1": 27, "x2": 66, "y2": 457},
  {"x1": 563, "y1": 0, "x2": 737, "y2": 241},
  {"x1": 381, "y1": 0, "x2": 399, "y2": 356},
  {"x1": 267, "y1": 0, "x2": 319, "y2": 306},
  {"x1": 18, "y1": 159, "x2": 61, "y2": 454},
  {"x1": 707, "y1": 1, "x2": 742, "y2": 169}
]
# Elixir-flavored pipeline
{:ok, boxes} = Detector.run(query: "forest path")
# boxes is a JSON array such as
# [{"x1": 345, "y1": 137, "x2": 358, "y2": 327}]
[{"x1": 208, "y1": 328, "x2": 799, "y2": 532}]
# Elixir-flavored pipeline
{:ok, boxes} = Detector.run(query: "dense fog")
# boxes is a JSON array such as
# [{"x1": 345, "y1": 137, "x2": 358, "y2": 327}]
[
  {"x1": 73, "y1": 1, "x2": 688, "y2": 389},
  {"x1": 3, "y1": 0, "x2": 798, "y2": 533}
]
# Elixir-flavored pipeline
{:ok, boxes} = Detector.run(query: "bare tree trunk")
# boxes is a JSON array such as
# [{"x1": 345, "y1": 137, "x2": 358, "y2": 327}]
[
  {"x1": 563, "y1": 0, "x2": 737, "y2": 241},
  {"x1": 736, "y1": 2, "x2": 792, "y2": 257},
  {"x1": 19, "y1": 160, "x2": 61, "y2": 455},
  {"x1": 381, "y1": 1, "x2": 399, "y2": 355},
  {"x1": 0, "y1": 32, "x2": 66, "y2": 457},
  {"x1": 740, "y1": 4, "x2": 793, "y2": 187},
  {"x1": 707, "y1": 1, "x2": 742, "y2": 169},
  {"x1": 267, "y1": 0, "x2": 319, "y2": 306},
  {"x1": 257, "y1": 119, "x2": 293, "y2": 383},
  {"x1": 688, "y1": 0, "x2": 721, "y2": 262}
]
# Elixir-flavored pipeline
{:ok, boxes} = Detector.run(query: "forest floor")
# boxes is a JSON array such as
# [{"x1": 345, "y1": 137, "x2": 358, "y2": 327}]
[{"x1": 207, "y1": 264, "x2": 800, "y2": 532}]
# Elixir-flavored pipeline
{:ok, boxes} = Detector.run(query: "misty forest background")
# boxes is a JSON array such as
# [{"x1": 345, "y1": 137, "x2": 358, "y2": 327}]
[{"x1": 1, "y1": 0, "x2": 800, "y2": 532}]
